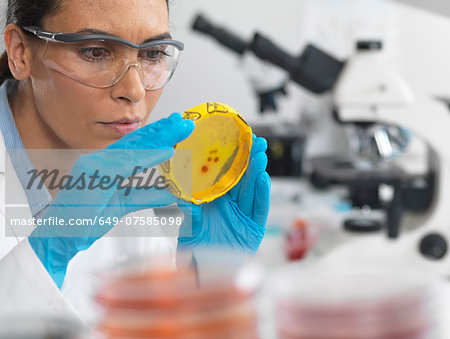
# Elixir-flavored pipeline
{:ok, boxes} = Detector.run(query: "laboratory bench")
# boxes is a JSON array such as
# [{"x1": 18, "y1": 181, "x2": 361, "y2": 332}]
[{"x1": 256, "y1": 177, "x2": 450, "y2": 339}]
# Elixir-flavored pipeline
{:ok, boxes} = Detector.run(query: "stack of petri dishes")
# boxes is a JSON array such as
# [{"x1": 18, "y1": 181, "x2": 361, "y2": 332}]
[
  {"x1": 270, "y1": 265, "x2": 439, "y2": 339},
  {"x1": 92, "y1": 251, "x2": 260, "y2": 339}
]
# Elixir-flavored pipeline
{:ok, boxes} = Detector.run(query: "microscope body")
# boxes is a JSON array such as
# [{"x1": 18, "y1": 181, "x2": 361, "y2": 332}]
[{"x1": 329, "y1": 42, "x2": 450, "y2": 275}]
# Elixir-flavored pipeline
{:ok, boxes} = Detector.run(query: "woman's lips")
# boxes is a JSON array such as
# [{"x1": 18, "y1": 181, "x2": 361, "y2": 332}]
[{"x1": 100, "y1": 119, "x2": 141, "y2": 136}]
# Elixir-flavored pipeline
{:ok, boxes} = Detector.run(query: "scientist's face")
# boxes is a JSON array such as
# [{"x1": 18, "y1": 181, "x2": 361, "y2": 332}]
[{"x1": 28, "y1": 0, "x2": 169, "y2": 149}]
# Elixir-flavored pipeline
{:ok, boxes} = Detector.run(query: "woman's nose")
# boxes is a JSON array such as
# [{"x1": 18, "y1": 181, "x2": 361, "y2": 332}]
[{"x1": 110, "y1": 64, "x2": 146, "y2": 103}]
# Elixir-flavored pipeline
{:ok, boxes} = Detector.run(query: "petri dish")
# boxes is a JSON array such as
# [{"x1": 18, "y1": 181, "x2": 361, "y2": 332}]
[
  {"x1": 92, "y1": 250, "x2": 260, "y2": 339},
  {"x1": 159, "y1": 102, "x2": 253, "y2": 204},
  {"x1": 269, "y1": 264, "x2": 437, "y2": 339}
]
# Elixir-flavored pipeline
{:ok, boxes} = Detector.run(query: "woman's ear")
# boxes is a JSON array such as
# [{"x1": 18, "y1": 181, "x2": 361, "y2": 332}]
[{"x1": 4, "y1": 23, "x2": 34, "y2": 80}]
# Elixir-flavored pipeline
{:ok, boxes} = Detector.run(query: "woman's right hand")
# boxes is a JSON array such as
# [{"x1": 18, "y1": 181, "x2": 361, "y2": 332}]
[{"x1": 28, "y1": 113, "x2": 195, "y2": 288}]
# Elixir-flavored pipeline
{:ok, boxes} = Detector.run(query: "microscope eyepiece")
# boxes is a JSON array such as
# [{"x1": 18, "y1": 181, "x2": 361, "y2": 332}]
[
  {"x1": 191, "y1": 14, "x2": 247, "y2": 55},
  {"x1": 191, "y1": 13, "x2": 345, "y2": 94},
  {"x1": 249, "y1": 33, "x2": 298, "y2": 73},
  {"x1": 192, "y1": 14, "x2": 212, "y2": 34}
]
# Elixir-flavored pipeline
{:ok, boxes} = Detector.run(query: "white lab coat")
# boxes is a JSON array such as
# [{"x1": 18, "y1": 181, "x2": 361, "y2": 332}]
[{"x1": 0, "y1": 129, "x2": 178, "y2": 325}]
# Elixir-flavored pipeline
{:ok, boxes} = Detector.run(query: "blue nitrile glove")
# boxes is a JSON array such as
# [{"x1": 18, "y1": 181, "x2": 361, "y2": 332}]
[
  {"x1": 177, "y1": 135, "x2": 271, "y2": 254},
  {"x1": 28, "y1": 113, "x2": 195, "y2": 288}
]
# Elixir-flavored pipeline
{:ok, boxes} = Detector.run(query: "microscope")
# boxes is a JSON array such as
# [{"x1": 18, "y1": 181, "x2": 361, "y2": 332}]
[
  {"x1": 192, "y1": 14, "x2": 343, "y2": 178},
  {"x1": 330, "y1": 39, "x2": 450, "y2": 274},
  {"x1": 192, "y1": 14, "x2": 450, "y2": 275}
]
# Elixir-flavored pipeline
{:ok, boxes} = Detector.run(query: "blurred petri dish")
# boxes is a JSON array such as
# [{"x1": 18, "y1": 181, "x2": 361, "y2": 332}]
[
  {"x1": 269, "y1": 264, "x2": 437, "y2": 339},
  {"x1": 92, "y1": 250, "x2": 260, "y2": 339},
  {"x1": 159, "y1": 102, "x2": 253, "y2": 204}
]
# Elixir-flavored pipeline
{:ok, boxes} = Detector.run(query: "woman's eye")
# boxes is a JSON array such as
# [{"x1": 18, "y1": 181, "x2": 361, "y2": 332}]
[
  {"x1": 142, "y1": 49, "x2": 169, "y2": 62},
  {"x1": 79, "y1": 47, "x2": 110, "y2": 61}
]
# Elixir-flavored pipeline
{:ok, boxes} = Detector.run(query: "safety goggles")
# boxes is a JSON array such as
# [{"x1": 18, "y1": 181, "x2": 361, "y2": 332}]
[{"x1": 21, "y1": 26, "x2": 184, "y2": 91}]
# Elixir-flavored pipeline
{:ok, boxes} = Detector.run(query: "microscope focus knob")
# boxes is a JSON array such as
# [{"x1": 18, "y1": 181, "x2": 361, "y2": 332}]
[{"x1": 419, "y1": 234, "x2": 448, "y2": 260}]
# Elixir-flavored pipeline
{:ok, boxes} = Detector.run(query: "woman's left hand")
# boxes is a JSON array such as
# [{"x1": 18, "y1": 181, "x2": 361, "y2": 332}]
[{"x1": 177, "y1": 136, "x2": 271, "y2": 254}]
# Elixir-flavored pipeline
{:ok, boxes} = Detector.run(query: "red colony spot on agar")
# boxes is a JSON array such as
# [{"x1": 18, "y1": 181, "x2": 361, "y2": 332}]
[
  {"x1": 201, "y1": 166, "x2": 209, "y2": 173},
  {"x1": 214, "y1": 157, "x2": 219, "y2": 163},
  {"x1": 207, "y1": 157, "x2": 212, "y2": 162}
]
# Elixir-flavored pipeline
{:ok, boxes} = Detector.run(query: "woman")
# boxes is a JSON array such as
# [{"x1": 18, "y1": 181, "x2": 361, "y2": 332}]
[{"x1": 0, "y1": 0, "x2": 270, "y2": 322}]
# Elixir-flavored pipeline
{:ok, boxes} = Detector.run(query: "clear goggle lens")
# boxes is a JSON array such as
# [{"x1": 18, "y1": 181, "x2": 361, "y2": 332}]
[{"x1": 40, "y1": 40, "x2": 181, "y2": 90}]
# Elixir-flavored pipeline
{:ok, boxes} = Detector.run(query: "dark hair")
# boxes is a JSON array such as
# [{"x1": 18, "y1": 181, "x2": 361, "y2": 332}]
[
  {"x1": 0, "y1": 0, "x2": 170, "y2": 85},
  {"x1": 0, "y1": 0, "x2": 63, "y2": 84}
]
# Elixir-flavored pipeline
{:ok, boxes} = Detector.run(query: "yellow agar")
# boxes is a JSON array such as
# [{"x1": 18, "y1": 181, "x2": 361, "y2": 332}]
[{"x1": 159, "y1": 102, "x2": 253, "y2": 204}]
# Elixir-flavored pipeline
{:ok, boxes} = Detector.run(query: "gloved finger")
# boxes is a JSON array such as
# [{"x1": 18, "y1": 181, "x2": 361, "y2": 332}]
[
  {"x1": 177, "y1": 201, "x2": 203, "y2": 221},
  {"x1": 237, "y1": 152, "x2": 268, "y2": 218},
  {"x1": 250, "y1": 135, "x2": 268, "y2": 157},
  {"x1": 107, "y1": 113, "x2": 195, "y2": 149},
  {"x1": 252, "y1": 172, "x2": 271, "y2": 227},
  {"x1": 177, "y1": 202, "x2": 203, "y2": 238},
  {"x1": 80, "y1": 114, "x2": 195, "y2": 178},
  {"x1": 74, "y1": 148, "x2": 175, "y2": 181},
  {"x1": 229, "y1": 136, "x2": 267, "y2": 202}
]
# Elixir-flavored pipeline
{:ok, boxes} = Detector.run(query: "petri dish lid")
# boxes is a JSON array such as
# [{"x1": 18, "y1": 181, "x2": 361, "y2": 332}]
[
  {"x1": 94, "y1": 249, "x2": 259, "y2": 310},
  {"x1": 270, "y1": 264, "x2": 436, "y2": 338},
  {"x1": 159, "y1": 102, "x2": 253, "y2": 204}
]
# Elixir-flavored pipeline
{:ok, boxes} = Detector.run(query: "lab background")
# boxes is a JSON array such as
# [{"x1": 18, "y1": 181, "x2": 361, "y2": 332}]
[
  {"x1": 159, "y1": 0, "x2": 450, "y2": 337},
  {"x1": 2, "y1": 0, "x2": 450, "y2": 338},
  {"x1": 155, "y1": 2, "x2": 450, "y2": 267}
]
